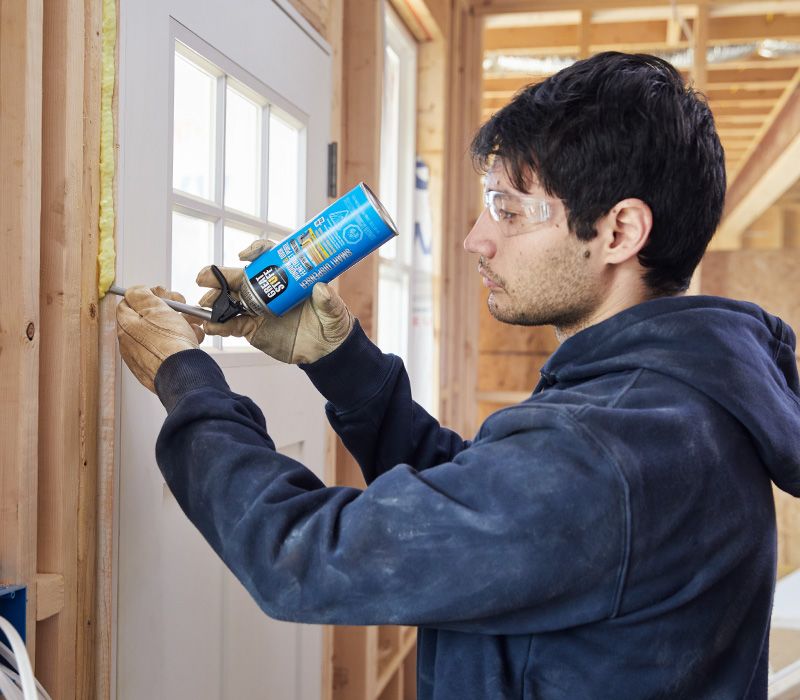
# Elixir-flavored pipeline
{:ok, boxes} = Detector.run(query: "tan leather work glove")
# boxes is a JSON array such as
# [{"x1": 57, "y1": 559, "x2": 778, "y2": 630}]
[
  {"x1": 116, "y1": 286, "x2": 204, "y2": 392},
  {"x1": 197, "y1": 239, "x2": 353, "y2": 364}
]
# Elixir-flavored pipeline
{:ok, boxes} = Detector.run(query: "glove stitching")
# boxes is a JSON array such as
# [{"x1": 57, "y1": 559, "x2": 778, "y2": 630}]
[{"x1": 119, "y1": 313, "x2": 195, "y2": 359}]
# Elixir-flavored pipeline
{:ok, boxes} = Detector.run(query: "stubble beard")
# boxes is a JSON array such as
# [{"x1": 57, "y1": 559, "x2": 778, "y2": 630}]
[{"x1": 485, "y1": 246, "x2": 601, "y2": 333}]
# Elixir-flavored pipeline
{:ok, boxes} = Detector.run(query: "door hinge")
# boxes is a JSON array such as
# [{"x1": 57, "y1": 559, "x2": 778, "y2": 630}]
[{"x1": 327, "y1": 142, "x2": 338, "y2": 198}]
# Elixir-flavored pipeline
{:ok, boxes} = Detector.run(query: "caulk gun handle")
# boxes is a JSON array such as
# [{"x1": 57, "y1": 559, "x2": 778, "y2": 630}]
[{"x1": 107, "y1": 284, "x2": 213, "y2": 322}]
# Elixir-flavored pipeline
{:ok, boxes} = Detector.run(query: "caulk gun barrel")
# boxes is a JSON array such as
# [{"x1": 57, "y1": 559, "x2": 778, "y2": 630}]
[{"x1": 107, "y1": 284, "x2": 213, "y2": 321}]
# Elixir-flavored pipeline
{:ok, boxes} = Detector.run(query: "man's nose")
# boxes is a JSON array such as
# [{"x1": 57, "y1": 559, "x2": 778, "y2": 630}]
[{"x1": 463, "y1": 209, "x2": 497, "y2": 258}]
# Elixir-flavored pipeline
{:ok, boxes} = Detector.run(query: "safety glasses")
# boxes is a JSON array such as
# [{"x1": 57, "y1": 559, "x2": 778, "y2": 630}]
[{"x1": 483, "y1": 190, "x2": 552, "y2": 237}]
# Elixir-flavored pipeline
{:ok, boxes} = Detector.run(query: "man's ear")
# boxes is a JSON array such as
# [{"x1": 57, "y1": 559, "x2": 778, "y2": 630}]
[{"x1": 595, "y1": 199, "x2": 653, "y2": 265}]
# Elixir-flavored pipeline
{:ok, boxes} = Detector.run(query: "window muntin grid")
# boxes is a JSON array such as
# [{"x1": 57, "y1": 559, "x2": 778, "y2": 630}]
[{"x1": 169, "y1": 38, "x2": 307, "y2": 350}]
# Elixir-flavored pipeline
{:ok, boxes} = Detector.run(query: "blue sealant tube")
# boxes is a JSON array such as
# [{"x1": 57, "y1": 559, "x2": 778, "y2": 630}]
[{"x1": 238, "y1": 183, "x2": 398, "y2": 316}]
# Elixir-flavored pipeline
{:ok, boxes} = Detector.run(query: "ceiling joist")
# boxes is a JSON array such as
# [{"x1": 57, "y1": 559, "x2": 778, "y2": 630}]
[
  {"x1": 473, "y1": 0, "x2": 797, "y2": 14},
  {"x1": 484, "y1": 14, "x2": 800, "y2": 52},
  {"x1": 716, "y1": 69, "x2": 800, "y2": 247},
  {"x1": 478, "y1": 0, "x2": 800, "y2": 251}
]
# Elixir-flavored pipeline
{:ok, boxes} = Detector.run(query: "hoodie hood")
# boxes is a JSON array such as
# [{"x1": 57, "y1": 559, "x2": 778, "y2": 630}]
[{"x1": 541, "y1": 295, "x2": 800, "y2": 496}]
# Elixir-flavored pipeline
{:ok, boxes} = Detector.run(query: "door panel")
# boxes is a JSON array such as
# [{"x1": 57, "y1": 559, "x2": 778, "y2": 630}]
[{"x1": 116, "y1": 1, "x2": 330, "y2": 697}]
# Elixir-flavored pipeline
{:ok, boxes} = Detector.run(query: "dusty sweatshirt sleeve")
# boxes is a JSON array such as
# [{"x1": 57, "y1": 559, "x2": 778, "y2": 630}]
[
  {"x1": 300, "y1": 320, "x2": 470, "y2": 483},
  {"x1": 154, "y1": 349, "x2": 629, "y2": 634}
]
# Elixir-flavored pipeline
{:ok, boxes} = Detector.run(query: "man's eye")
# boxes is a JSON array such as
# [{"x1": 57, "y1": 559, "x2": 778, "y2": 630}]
[{"x1": 499, "y1": 209, "x2": 517, "y2": 220}]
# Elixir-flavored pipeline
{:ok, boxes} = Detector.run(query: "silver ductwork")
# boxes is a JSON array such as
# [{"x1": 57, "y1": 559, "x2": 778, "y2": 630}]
[{"x1": 483, "y1": 41, "x2": 800, "y2": 77}]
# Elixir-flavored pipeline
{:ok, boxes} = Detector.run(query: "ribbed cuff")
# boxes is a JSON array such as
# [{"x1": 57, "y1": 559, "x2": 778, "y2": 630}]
[
  {"x1": 300, "y1": 320, "x2": 390, "y2": 411},
  {"x1": 155, "y1": 349, "x2": 229, "y2": 413}
]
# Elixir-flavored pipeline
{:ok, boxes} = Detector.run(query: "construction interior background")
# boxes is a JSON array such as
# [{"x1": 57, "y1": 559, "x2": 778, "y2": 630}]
[{"x1": 2, "y1": 0, "x2": 800, "y2": 698}]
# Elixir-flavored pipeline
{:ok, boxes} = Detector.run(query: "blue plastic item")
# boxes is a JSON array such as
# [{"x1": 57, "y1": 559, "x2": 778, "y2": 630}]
[{"x1": 0, "y1": 585, "x2": 27, "y2": 645}]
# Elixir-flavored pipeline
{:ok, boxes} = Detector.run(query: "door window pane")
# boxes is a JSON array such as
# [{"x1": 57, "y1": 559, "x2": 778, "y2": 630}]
[
  {"x1": 223, "y1": 226, "x2": 261, "y2": 349},
  {"x1": 223, "y1": 226, "x2": 260, "y2": 268},
  {"x1": 225, "y1": 87, "x2": 262, "y2": 216},
  {"x1": 171, "y1": 211, "x2": 214, "y2": 307},
  {"x1": 173, "y1": 52, "x2": 216, "y2": 200},
  {"x1": 268, "y1": 112, "x2": 301, "y2": 230},
  {"x1": 378, "y1": 270, "x2": 409, "y2": 359}
]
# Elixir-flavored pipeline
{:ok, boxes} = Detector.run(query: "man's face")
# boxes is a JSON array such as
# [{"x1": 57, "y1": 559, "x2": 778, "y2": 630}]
[{"x1": 463, "y1": 161, "x2": 605, "y2": 330}]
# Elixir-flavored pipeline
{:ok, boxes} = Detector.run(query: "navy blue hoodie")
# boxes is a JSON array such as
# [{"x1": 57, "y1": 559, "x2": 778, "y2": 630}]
[{"x1": 154, "y1": 295, "x2": 800, "y2": 699}]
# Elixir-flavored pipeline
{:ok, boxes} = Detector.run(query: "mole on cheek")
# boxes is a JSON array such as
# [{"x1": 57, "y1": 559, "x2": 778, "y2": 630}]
[{"x1": 583, "y1": 250, "x2": 591, "y2": 259}]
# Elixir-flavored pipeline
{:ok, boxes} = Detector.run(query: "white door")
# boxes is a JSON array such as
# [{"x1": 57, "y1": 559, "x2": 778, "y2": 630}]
[{"x1": 115, "y1": 1, "x2": 331, "y2": 698}]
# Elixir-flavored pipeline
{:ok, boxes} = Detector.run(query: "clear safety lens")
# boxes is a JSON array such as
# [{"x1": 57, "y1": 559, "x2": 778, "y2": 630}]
[{"x1": 483, "y1": 190, "x2": 551, "y2": 236}]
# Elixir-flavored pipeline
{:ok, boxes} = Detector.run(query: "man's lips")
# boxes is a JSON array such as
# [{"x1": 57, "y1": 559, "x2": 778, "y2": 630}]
[{"x1": 479, "y1": 267, "x2": 502, "y2": 289}]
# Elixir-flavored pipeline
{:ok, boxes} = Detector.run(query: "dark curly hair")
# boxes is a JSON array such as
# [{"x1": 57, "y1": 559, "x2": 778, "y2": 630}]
[{"x1": 471, "y1": 51, "x2": 726, "y2": 297}]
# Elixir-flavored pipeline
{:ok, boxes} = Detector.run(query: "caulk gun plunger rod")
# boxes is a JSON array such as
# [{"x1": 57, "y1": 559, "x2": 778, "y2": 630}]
[{"x1": 107, "y1": 284, "x2": 213, "y2": 321}]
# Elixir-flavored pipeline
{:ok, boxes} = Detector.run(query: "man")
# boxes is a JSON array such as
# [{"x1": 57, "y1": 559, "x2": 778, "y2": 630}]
[{"x1": 117, "y1": 52, "x2": 800, "y2": 698}]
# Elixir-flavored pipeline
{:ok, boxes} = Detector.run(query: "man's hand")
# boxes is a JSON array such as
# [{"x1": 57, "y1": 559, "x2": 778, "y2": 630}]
[
  {"x1": 116, "y1": 286, "x2": 204, "y2": 392},
  {"x1": 197, "y1": 239, "x2": 353, "y2": 364}
]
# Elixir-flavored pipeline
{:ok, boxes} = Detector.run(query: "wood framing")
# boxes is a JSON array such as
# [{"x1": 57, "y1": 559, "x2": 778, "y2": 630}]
[
  {"x1": 327, "y1": 1, "x2": 454, "y2": 697},
  {"x1": 36, "y1": 0, "x2": 85, "y2": 691},
  {"x1": 337, "y1": 0, "x2": 383, "y2": 344},
  {"x1": 34, "y1": 0, "x2": 106, "y2": 696},
  {"x1": 441, "y1": 1, "x2": 483, "y2": 438},
  {"x1": 578, "y1": 9, "x2": 591, "y2": 59},
  {"x1": 692, "y1": 4, "x2": 709, "y2": 90},
  {"x1": 472, "y1": 0, "x2": 780, "y2": 13},
  {"x1": 389, "y1": 0, "x2": 444, "y2": 41},
  {"x1": 0, "y1": 0, "x2": 107, "y2": 692},
  {"x1": 288, "y1": 0, "x2": 331, "y2": 37},
  {"x1": 716, "y1": 70, "x2": 800, "y2": 248},
  {"x1": 418, "y1": 26, "x2": 448, "y2": 413},
  {"x1": 478, "y1": 3, "x2": 800, "y2": 230},
  {"x1": 328, "y1": 2, "x2": 386, "y2": 699},
  {"x1": 80, "y1": 0, "x2": 106, "y2": 697},
  {"x1": 0, "y1": 0, "x2": 44, "y2": 650},
  {"x1": 482, "y1": 13, "x2": 800, "y2": 52}
]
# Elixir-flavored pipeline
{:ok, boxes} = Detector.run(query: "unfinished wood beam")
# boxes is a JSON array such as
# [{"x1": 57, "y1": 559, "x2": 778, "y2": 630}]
[
  {"x1": 332, "y1": 627, "x2": 379, "y2": 699},
  {"x1": 483, "y1": 76, "x2": 549, "y2": 93},
  {"x1": 715, "y1": 115, "x2": 767, "y2": 125},
  {"x1": 35, "y1": 574, "x2": 65, "y2": 622},
  {"x1": 388, "y1": 0, "x2": 443, "y2": 41},
  {"x1": 330, "y1": 4, "x2": 385, "y2": 695},
  {"x1": 80, "y1": 0, "x2": 106, "y2": 697},
  {"x1": 666, "y1": 13, "x2": 682, "y2": 46},
  {"x1": 708, "y1": 89, "x2": 784, "y2": 100},
  {"x1": 483, "y1": 13, "x2": 800, "y2": 53},
  {"x1": 709, "y1": 13, "x2": 800, "y2": 42},
  {"x1": 35, "y1": 0, "x2": 106, "y2": 695},
  {"x1": 708, "y1": 67, "x2": 797, "y2": 83},
  {"x1": 725, "y1": 65, "x2": 800, "y2": 176},
  {"x1": 711, "y1": 100, "x2": 774, "y2": 111},
  {"x1": 715, "y1": 74, "x2": 800, "y2": 248},
  {"x1": 441, "y1": 3, "x2": 482, "y2": 437},
  {"x1": 417, "y1": 28, "x2": 447, "y2": 417},
  {"x1": 473, "y1": 0, "x2": 788, "y2": 13},
  {"x1": 337, "y1": 0, "x2": 383, "y2": 342},
  {"x1": 708, "y1": 57, "x2": 800, "y2": 71},
  {"x1": 692, "y1": 4, "x2": 708, "y2": 92},
  {"x1": 0, "y1": 0, "x2": 43, "y2": 650},
  {"x1": 741, "y1": 207, "x2": 785, "y2": 249},
  {"x1": 578, "y1": 10, "x2": 591, "y2": 59},
  {"x1": 710, "y1": 80, "x2": 792, "y2": 91},
  {"x1": 36, "y1": 0, "x2": 85, "y2": 693}
]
